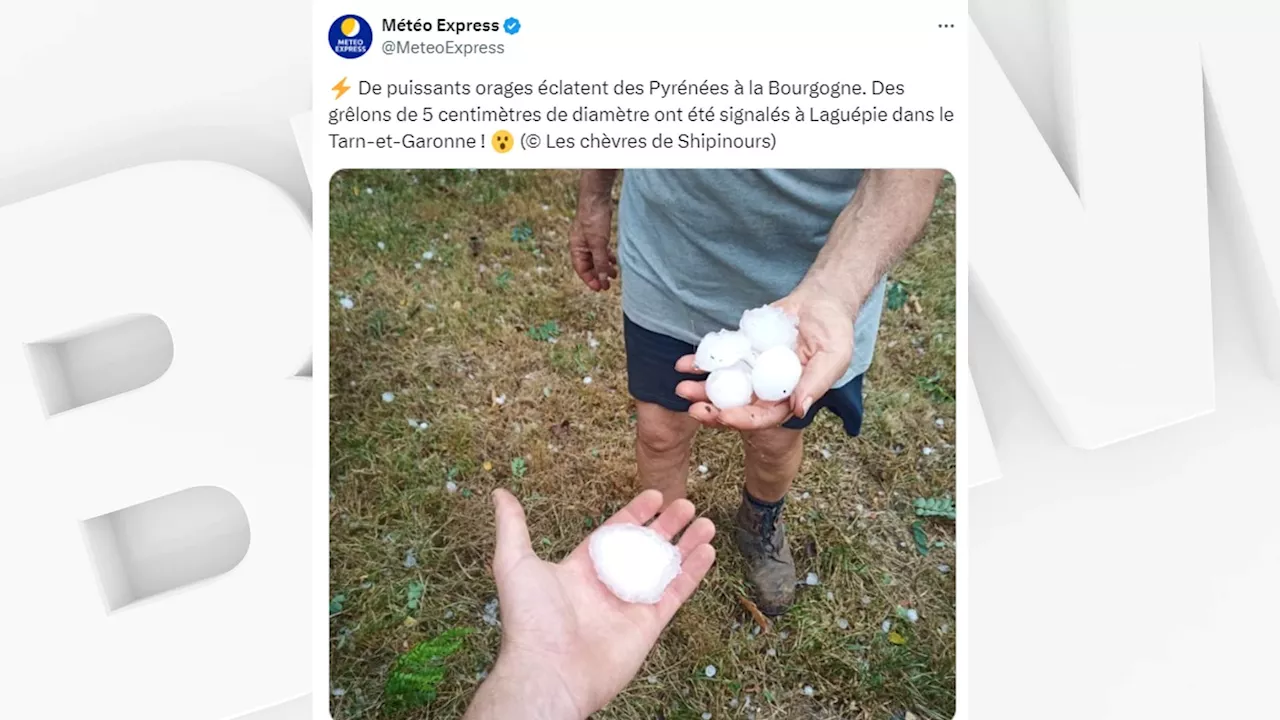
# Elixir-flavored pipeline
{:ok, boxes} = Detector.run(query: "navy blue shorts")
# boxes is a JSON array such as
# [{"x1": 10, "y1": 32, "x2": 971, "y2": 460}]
[{"x1": 623, "y1": 314, "x2": 864, "y2": 436}]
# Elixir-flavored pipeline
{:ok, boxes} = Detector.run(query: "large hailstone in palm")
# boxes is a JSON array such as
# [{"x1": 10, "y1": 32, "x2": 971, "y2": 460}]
[
  {"x1": 589, "y1": 523, "x2": 682, "y2": 604},
  {"x1": 739, "y1": 305, "x2": 799, "y2": 353},
  {"x1": 705, "y1": 361, "x2": 754, "y2": 409},
  {"x1": 752, "y1": 346, "x2": 803, "y2": 401},
  {"x1": 694, "y1": 329, "x2": 753, "y2": 372}
]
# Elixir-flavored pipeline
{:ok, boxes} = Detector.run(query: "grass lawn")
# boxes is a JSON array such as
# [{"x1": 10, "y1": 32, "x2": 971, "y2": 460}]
[{"x1": 329, "y1": 169, "x2": 956, "y2": 719}]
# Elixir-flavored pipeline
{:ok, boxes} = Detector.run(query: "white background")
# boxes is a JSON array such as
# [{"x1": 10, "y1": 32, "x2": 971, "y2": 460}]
[{"x1": 970, "y1": 1, "x2": 1280, "y2": 717}]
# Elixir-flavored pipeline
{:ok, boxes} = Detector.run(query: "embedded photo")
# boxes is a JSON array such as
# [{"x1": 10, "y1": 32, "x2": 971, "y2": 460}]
[{"x1": 329, "y1": 169, "x2": 957, "y2": 719}]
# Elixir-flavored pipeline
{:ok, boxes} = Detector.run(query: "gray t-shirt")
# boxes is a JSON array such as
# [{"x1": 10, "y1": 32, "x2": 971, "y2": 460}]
[{"x1": 617, "y1": 169, "x2": 886, "y2": 387}]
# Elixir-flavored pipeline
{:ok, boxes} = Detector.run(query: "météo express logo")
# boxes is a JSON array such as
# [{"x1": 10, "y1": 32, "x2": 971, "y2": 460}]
[{"x1": 329, "y1": 15, "x2": 372, "y2": 58}]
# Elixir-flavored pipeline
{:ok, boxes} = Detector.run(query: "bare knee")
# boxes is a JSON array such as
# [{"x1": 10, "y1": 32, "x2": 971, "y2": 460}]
[
  {"x1": 742, "y1": 427, "x2": 803, "y2": 470},
  {"x1": 635, "y1": 403, "x2": 698, "y2": 457}
]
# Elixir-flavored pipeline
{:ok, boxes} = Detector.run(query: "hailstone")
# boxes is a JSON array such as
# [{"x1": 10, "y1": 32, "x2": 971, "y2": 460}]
[
  {"x1": 705, "y1": 362, "x2": 754, "y2": 409},
  {"x1": 751, "y1": 346, "x2": 802, "y2": 401},
  {"x1": 588, "y1": 523, "x2": 682, "y2": 604},
  {"x1": 739, "y1": 305, "x2": 799, "y2": 353},
  {"x1": 694, "y1": 329, "x2": 752, "y2": 372}
]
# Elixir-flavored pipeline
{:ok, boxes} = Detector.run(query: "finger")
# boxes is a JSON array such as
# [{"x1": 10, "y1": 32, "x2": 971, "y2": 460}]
[
  {"x1": 790, "y1": 349, "x2": 847, "y2": 418},
  {"x1": 687, "y1": 402, "x2": 721, "y2": 426},
  {"x1": 675, "y1": 516, "x2": 716, "y2": 559},
  {"x1": 569, "y1": 240, "x2": 602, "y2": 291},
  {"x1": 491, "y1": 489, "x2": 534, "y2": 578},
  {"x1": 675, "y1": 380, "x2": 709, "y2": 403},
  {"x1": 657, "y1": 544, "x2": 717, "y2": 621},
  {"x1": 600, "y1": 488, "x2": 665, "y2": 528},
  {"x1": 588, "y1": 238, "x2": 615, "y2": 288},
  {"x1": 647, "y1": 498, "x2": 695, "y2": 540},
  {"x1": 716, "y1": 400, "x2": 793, "y2": 430},
  {"x1": 674, "y1": 354, "x2": 707, "y2": 375}
]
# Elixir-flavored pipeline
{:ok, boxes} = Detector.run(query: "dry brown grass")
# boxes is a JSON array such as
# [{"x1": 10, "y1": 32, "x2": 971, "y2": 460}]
[{"x1": 329, "y1": 169, "x2": 956, "y2": 719}]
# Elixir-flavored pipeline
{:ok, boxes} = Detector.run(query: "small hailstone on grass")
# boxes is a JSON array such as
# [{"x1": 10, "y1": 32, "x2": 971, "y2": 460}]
[
  {"x1": 382, "y1": 392, "x2": 395, "y2": 403},
  {"x1": 881, "y1": 620, "x2": 892, "y2": 633},
  {"x1": 414, "y1": 262, "x2": 422, "y2": 269},
  {"x1": 418, "y1": 422, "x2": 429, "y2": 430},
  {"x1": 739, "y1": 305, "x2": 799, "y2": 353},
  {"x1": 938, "y1": 564, "x2": 950, "y2": 574},
  {"x1": 494, "y1": 394, "x2": 506, "y2": 405},
  {"x1": 836, "y1": 617, "x2": 849, "y2": 630},
  {"x1": 729, "y1": 698, "x2": 738, "y2": 708},
  {"x1": 802, "y1": 686, "x2": 814, "y2": 697},
  {"x1": 588, "y1": 524, "x2": 681, "y2": 604},
  {"x1": 647, "y1": 675, "x2": 657, "y2": 685},
  {"x1": 766, "y1": 648, "x2": 777, "y2": 657},
  {"x1": 582, "y1": 376, "x2": 592, "y2": 385},
  {"x1": 935, "y1": 418, "x2": 946, "y2": 427},
  {"x1": 751, "y1": 346, "x2": 802, "y2": 401},
  {"x1": 587, "y1": 332, "x2": 599, "y2": 349},
  {"x1": 376, "y1": 241, "x2": 386, "y2": 250},
  {"x1": 332, "y1": 688, "x2": 346, "y2": 697},
  {"x1": 698, "y1": 464, "x2": 708, "y2": 474},
  {"x1": 423, "y1": 251, "x2": 435, "y2": 261},
  {"x1": 403, "y1": 550, "x2": 417, "y2": 568},
  {"x1": 825, "y1": 591, "x2": 834, "y2": 601},
  {"x1": 364, "y1": 187, "x2": 373, "y2": 195},
  {"x1": 800, "y1": 491, "x2": 811, "y2": 500},
  {"x1": 704, "y1": 664, "x2": 717, "y2": 678},
  {"x1": 482, "y1": 598, "x2": 500, "y2": 626},
  {"x1": 820, "y1": 448, "x2": 832, "y2": 459},
  {"x1": 805, "y1": 572, "x2": 820, "y2": 586},
  {"x1": 443, "y1": 609, "x2": 454, "y2": 619},
  {"x1": 702, "y1": 714, "x2": 712, "y2": 720},
  {"x1": 339, "y1": 296, "x2": 355, "y2": 309},
  {"x1": 922, "y1": 447, "x2": 934, "y2": 456},
  {"x1": 695, "y1": 329, "x2": 753, "y2": 371},
  {"x1": 445, "y1": 480, "x2": 458, "y2": 493},
  {"x1": 706, "y1": 362, "x2": 754, "y2": 409},
  {"x1": 904, "y1": 608, "x2": 920, "y2": 623},
  {"x1": 407, "y1": 418, "x2": 420, "y2": 428}
]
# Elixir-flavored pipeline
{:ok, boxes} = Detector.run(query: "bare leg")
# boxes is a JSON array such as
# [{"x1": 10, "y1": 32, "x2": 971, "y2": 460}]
[
  {"x1": 634, "y1": 401, "x2": 701, "y2": 511},
  {"x1": 741, "y1": 426, "x2": 804, "y2": 502}
]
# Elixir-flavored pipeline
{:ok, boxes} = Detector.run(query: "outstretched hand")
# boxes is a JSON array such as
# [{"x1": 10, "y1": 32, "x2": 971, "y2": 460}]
[
  {"x1": 468, "y1": 489, "x2": 717, "y2": 719},
  {"x1": 675, "y1": 288, "x2": 855, "y2": 430}
]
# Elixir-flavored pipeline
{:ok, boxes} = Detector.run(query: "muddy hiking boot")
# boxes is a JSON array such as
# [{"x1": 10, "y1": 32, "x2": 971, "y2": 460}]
[{"x1": 733, "y1": 488, "x2": 797, "y2": 616}]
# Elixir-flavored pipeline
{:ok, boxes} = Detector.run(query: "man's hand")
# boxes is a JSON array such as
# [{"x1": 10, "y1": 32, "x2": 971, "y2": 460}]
[
  {"x1": 464, "y1": 489, "x2": 717, "y2": 720},
  {"x1": 569, "y1": 169, "x2": 620, "y2": 291},
  {"x1": 674, "y1": 286, "x2": 855, "y2": 430}
]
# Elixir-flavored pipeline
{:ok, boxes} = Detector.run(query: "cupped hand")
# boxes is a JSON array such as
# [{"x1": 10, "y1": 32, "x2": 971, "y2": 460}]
[
  {"x1": 486, "y1": 488, "x2": 717, "y2": 718},
  {"x1": 675, "y1": 288, "x2": 855, "y2": 430},
  {"x1": 568, "y1": 199, "x2": 618, "y2": 291}
]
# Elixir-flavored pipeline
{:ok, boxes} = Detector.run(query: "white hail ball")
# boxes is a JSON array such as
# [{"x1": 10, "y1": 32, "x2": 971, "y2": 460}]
[
  {"x1": 739, "y1": 305, "x2": 799, "y2": 353},
  {"x1": 705, "y1": 362, "x2": 754, "y2": 409},
  {"x1": 694, "y1": 329, "x2": 753, "y2": 371},
  {"x1": 588, "y1": 523, "x2": 682, "y2": 604},
  {"x1": 751, "y1": 346, "x2": 803, "y2": 401}
]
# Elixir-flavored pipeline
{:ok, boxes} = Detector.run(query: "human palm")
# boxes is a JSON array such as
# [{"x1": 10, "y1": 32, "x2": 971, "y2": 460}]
[
  {"x1": 489, "y1": 489, "x2": 717, "y2": 718},
  {"x1": 676, "y1": 287, "x2": 855, "y2": 430}
]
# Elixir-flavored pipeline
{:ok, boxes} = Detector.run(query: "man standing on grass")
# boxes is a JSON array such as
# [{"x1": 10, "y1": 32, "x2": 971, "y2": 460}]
[{"x1": 568, "y1": 169, "x2": 943, "y2": 615}]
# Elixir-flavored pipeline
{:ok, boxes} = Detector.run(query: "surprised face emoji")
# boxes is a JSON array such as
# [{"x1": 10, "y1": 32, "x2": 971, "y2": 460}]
[{"x1": 491, "y1": 130, "x2": 513, "y2": 153}]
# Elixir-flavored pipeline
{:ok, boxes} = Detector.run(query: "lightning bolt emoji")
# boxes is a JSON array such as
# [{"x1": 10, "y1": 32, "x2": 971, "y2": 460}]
[{"x1": 333, "y1": 77, "x2": 351, "y2": 100}]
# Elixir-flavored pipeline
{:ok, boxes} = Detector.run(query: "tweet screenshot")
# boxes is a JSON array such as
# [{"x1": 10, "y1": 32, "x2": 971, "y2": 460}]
[{"x1": 315, "y1": 2, "x2": 964, "y2": 718}]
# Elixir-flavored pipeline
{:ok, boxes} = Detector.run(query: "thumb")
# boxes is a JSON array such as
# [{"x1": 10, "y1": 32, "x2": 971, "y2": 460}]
[
  {"x1": 492, "y1": 488, "x2": 533, "y2": 579},
  {"x1": 791, "y1": 350, "x2": 847, "y2": 419}
]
